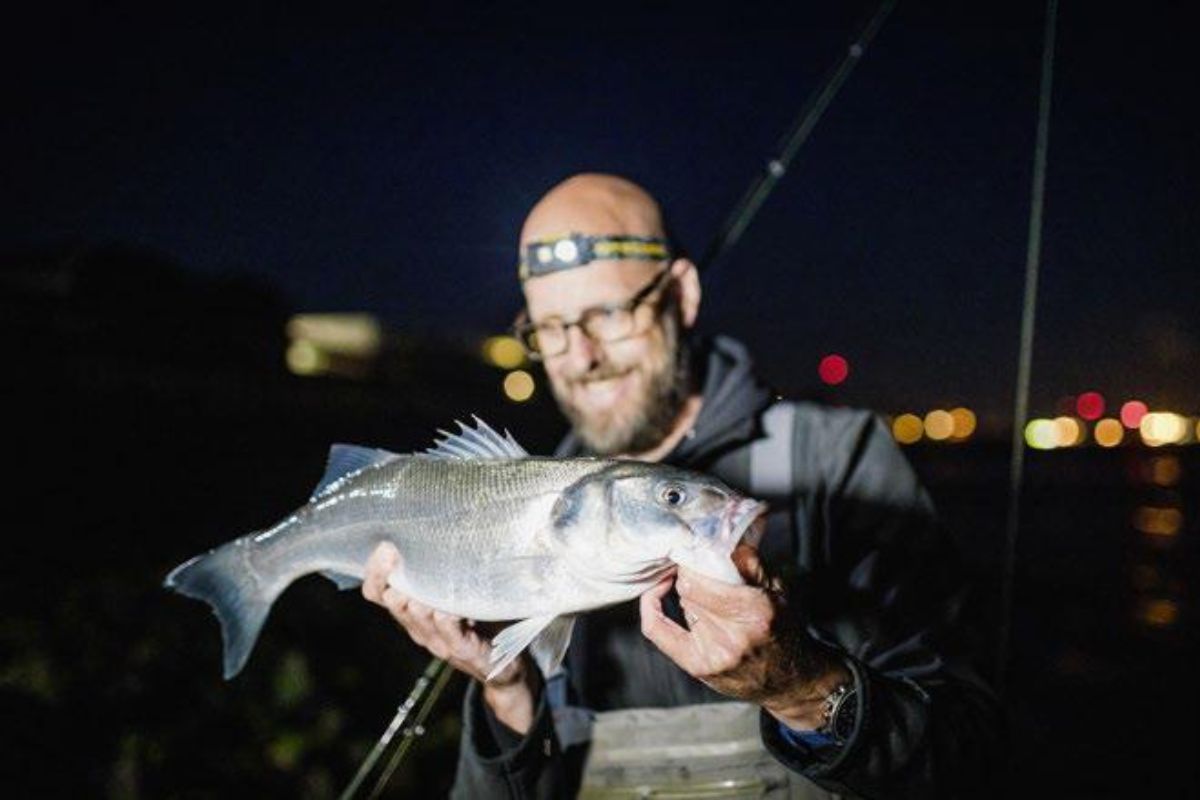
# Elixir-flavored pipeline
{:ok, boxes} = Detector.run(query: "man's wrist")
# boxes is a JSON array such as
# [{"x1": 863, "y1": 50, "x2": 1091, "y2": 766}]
[
  {"x1": 762, "y1": 659, "x2": 853, "y2": 731},
  {"x1": 482, "y1": 661, "x2": 540, "y2": 735}
]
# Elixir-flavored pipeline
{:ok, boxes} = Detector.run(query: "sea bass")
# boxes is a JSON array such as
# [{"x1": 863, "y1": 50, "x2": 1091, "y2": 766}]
[{"x1": 165, "y1": 417, "x2": 767, "y2": 681}]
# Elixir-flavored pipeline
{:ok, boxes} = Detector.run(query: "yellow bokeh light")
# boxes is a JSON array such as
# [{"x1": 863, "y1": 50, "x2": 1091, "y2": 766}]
[
  {"x1": 286, "y1": 339, "x2": 328, "y2": 376},
  {"x1": 1094, "y1": 418, "x2": 1124, "y2": 448},
  {"x1": 1150, "y1": 455, "x2": 1181, "y2": 487},
  {"x1": 892, "y1": 413, "x2": 923, "y2": 445},
  {"x1": 285, "y1": 313, "x2": 381, "y2": 356},
  {"x1": 1140, "y1": 412, "x2": 1187, "y2": 446},
  {"x1": 1053, "y1": 416, "x2": 1083, "y2": 447},
  {"x1": 1025, "y1": 419, "x2": 1057, "y2": 450},
  {"x1": 503, "y1": 369, "x2": 535, "y2": 402},
  {"x1": 949, "y1": 407, "x2": 976, "y2": 440},
  {"x1": 482, "y1": 335, "x2": 527, "y2": 369},
  {"x1": 1132, "y1": 506, "x2": 1183, "y2": 537},
  {"x1": 1138, "y1": 598, "x2": 1179, "y2": 628},
  {"x1": 924, "y1": 410, "x2": 954, "y2": 441}
]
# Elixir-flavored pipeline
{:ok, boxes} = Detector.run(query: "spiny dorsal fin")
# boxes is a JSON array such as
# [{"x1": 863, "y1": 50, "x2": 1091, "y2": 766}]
[
  {"x1": 424, "y1": 415, "x2": 529, "y2": 460},
  {"x1": 311, "y1": 444, "x2": 400, "y2": 500}
]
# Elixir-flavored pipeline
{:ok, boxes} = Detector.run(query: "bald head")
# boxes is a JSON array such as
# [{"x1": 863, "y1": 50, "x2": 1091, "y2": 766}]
[{"x1": 520, "y1": 173, "x2": 668, "y2": 248}]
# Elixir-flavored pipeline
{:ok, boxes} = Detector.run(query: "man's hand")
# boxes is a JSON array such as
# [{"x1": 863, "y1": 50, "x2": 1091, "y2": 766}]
[
  {"x1": 639, "y1": 543, "x2": 850, "y2": 731},
  {"x1": 362, "y1": 543, "x2": 538, "y2": 734}
]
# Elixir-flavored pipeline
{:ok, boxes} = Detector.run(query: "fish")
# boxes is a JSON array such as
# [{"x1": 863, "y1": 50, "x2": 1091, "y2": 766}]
[{"x1": 164, "y1": 417, "x2": 768, "y2": 682}]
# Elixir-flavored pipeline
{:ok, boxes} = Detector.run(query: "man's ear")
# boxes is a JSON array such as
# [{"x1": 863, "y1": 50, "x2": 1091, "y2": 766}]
[{"x1": 671, "y1": 258, "x2": 702, "y2": 328}]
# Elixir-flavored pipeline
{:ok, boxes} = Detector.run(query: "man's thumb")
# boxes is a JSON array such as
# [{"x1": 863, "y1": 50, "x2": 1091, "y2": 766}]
[{"x1": 731, "y1": 543, "x2": 767, "y2": 586}]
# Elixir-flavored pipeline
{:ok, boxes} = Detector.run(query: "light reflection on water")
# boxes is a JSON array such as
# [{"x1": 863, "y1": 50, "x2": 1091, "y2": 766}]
[
  {"x1": 1129, "y1": 452, "x2": 1187, "y2": 633},
  {"x1": 910, "y1": 443, "x2": 1196, "y2": 794}
]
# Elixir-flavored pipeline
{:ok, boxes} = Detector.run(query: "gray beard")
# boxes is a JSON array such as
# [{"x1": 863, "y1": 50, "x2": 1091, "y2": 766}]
[{"x1": 555, "y1": 307, "x2": 693, "y2": 456}]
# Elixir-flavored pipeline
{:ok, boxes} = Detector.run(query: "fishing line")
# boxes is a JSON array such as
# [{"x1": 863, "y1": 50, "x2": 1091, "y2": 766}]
[
  {"x1": 997, "y1": 0, "x2": 1059, "y2": 695},
  {"x1": 698, "y1": 0, "x2": 899, "y2": 278}
]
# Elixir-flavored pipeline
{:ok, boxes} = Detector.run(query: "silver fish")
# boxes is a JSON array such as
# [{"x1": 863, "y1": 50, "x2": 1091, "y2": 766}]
[{"x1": 164, "y1": 417, "x2": 767, "y2": 681}]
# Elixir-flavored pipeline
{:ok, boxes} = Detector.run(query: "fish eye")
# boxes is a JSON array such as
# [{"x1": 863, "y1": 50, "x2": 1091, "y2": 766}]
[{"x1": 658, "y1": 483, "x2": 689, "y2": 507}]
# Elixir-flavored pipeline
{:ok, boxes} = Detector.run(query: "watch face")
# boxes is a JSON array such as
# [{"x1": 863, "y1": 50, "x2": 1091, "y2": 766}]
[{"x1": 832, "y1": 688, "x2": 858, "y2": 743}]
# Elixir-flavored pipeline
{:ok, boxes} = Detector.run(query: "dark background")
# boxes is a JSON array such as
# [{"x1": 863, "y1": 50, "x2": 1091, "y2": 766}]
[{"x1": 2, "y1": 1, "x2": 1197, "y2": 797}]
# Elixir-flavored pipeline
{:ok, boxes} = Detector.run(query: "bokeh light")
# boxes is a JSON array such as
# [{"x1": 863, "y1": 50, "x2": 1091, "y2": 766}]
[
  {"x1": 1025, "y1": 419, "x2": 1057, "y2": 450},
  {"x1": 1149, "y1": 456, "x2": 1181, "y2": 487},
  {"x1": 1076, "y1": 391, "x2": 1105, "y2": 421},
  {"x1": 1053, "y1": 416, "x2": 1084, "y2": 447},
  {"x1": 818, "y1": 354, "x2": 849, "y2": 386},
  {"x1": 1132, "y1": 506, "x2": 1183, "y2": 537},
  {"x1": 1094, "y1": 418, "x2": 1124, "y2": 448},
  {"x1": 286, "y1": 340, "x2": 328, "y2": 376},
  {"x1": 1140, "y1": 412, "x2": 1187, "y2": 446},
  {"x1": 1120, "y1": 400, "x2": 1148, "y2": 429},
  {"x1": 1138, "y1": 598, "x2": 1180, "y2": 628},
  {"x1": 892, "y1": 413, "x2": 923, "y2": 445},
  {"x1": 924, "y1": 410, "x2": 954, "y2": 441},
  {"x1": 503, "y1": 370, "x2": 535, "y2": 402},
  {"x1": 949, "y1": 407, "x2": 977, "y2": 440},
  {"x1": 482, "y1": 335, "x2": 527, "y2": 369}
]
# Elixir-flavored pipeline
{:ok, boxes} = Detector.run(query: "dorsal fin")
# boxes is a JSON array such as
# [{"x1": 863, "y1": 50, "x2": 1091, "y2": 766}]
[
  {"x1": 311, "y1": 444, "x2": 399, "y2": 500},
  {"x1": 425, "y1": 415, "x2": 529, "y2": 460}
]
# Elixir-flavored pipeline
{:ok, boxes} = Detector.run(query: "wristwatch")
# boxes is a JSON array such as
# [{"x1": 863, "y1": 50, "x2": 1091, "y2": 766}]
[{"x1": 819, "y1": 683, "x2": 858, "y2": 746}]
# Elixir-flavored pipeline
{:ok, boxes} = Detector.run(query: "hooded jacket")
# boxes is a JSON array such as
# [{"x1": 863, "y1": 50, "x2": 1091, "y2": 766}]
[{"x1": 451, "y1": 336, "x2": 1004, "y2": 799}]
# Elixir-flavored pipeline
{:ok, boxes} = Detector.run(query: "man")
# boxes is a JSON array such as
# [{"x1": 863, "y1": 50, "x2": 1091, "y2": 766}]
[{"x1": 362, "y1": 174, "x2": 1003, "y2": 798}]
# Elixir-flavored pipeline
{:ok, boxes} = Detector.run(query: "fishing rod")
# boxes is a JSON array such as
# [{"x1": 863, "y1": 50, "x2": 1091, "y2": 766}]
[
  {"x1": 340, "y1": 4, "x2": 903, "y2": 795},
  {"x1": 338, "y1": 656, "x2": 453, "y2": 800},
  {"x1": 699, "y1": 0, "x2": 899, "y2": 276},
  {"x1": 997, "y1": 0, "x2": 1059, "y2": 695}
]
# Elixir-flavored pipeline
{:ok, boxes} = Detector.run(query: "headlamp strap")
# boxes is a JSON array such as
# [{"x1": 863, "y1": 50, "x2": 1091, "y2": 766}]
[{"x1": 518, "y1": 233, "x2": 671, "y2": 280}]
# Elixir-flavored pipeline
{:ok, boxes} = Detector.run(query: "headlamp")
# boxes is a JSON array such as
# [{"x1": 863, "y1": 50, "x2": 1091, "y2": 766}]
[{"x1": 518, "y1": 233, "x2": 672, "y2": 281}]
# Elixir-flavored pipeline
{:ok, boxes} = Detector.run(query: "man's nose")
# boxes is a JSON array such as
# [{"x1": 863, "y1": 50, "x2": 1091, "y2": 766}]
[{"x1": 562, "y1": 324, "x2": 602, "y2": 371}]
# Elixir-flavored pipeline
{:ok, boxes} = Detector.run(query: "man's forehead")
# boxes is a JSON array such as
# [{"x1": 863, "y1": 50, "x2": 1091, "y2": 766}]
[{"x1": 523, "y1": 259, "x2": 661, "y2": 320}]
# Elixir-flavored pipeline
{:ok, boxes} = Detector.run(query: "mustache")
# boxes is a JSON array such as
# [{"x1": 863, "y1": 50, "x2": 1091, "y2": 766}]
[{"x1": 567, "y1": 364, "x2": 633, "y2": 384}]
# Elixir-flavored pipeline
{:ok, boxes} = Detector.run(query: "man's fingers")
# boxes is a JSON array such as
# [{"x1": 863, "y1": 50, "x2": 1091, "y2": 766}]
[
  {"x1": 379, "y1": 586, "x2": 411, "y2": 618},
  {"x1": 362, "y1": 542, "x2": 400, "y2": 603},
  {"x1": 395, "y1": 596, "x2": 442, "y2": 651},
  {"x1": 730, "y1": 543, "x2": 768, "y2": 586},
  {"x1": 640, "y1": 579, "x2": 699, "y2": 671},
  {"x1": 676, "y1": 565, "x2": 761, "y2": 615},
  {"x1": 431, "y1": 610, "x2": 479, "y2": 658}
]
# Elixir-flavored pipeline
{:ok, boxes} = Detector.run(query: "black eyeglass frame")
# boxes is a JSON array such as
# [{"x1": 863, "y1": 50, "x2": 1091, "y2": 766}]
[{"x1": 511, "y1": 266, "x2": 675, "y2": 361}]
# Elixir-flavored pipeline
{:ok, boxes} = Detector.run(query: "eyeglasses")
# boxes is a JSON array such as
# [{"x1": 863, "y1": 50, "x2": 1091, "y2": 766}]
[{"x1": 512, "y1": 267, "x2": 674, "y2": 360}]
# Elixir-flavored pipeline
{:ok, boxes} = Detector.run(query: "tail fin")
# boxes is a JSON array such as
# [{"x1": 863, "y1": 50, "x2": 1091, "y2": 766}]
[{"x1": 164, "y1": 537, "x2": 281, "y2": 679}]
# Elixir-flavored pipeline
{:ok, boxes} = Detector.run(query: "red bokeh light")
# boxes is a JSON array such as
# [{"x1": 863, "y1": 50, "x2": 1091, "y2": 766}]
[
  {"x1": 818, "y1": 354, "x2": 849, "y2": 386},
  {"x1": 1076, "y1": 391, "x2": 1105, "y2": 421},
  {"x1": 1120, "y1": 400, "x2": 1148, "y2": 429}
]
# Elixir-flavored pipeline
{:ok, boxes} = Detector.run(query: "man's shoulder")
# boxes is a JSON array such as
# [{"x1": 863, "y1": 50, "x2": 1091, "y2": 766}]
[{"x1": 768, "y1": 398, "x2": 883, "y2": 444}]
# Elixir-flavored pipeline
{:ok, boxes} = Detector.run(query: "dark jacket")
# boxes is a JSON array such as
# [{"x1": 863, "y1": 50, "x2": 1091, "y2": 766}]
[{"x1": 451, "y1": 336, "x2": 1004, "y2": 799}]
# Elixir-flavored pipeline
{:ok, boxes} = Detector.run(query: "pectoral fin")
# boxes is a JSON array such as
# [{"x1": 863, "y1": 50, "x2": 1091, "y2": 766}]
[{"x1": 487, "y1": 614, "x2": 576, "y2": 681}]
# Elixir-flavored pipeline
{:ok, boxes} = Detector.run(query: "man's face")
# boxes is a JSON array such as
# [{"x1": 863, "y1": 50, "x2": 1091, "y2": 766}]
[{"x1": 523, "y1": 260, "x2": 690, "y2": 455}]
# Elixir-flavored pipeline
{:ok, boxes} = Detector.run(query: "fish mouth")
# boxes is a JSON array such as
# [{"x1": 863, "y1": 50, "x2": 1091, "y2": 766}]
[{"x1": 723, "y1": 498, "x2": 769, "y2": 549}]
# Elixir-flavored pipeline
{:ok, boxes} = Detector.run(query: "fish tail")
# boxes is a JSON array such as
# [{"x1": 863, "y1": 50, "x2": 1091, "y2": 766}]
[{"x1": 163, "y1": 535, "x2": 281, "y2": 679}]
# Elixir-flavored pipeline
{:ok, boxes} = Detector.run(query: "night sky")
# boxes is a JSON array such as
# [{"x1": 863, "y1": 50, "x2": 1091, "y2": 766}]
[{"x1": 4, "y1": 1, "x2": 1197, "y2": 418}]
